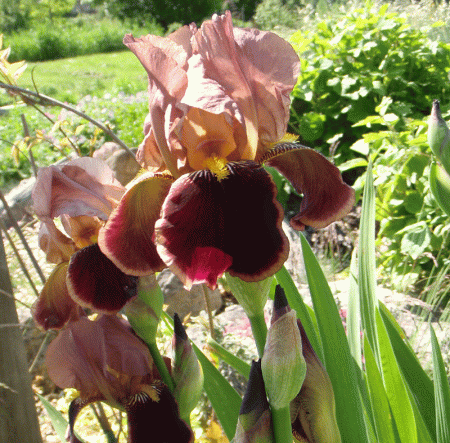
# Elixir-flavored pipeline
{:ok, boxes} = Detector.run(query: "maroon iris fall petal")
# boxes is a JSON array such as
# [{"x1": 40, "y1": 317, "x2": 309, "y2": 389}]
[
  {"x1": 266, "y1": 146, "x2": 355, "y2": 230},
  {"x1": 126, "y1": 383, "x2": 194, "y2": 443},
  {"x1": 67, "y1": 244, "x2": 138, "y2": 313},
  {"x1": 155, "y1": 160, "x2": 289, "y2": 289}
]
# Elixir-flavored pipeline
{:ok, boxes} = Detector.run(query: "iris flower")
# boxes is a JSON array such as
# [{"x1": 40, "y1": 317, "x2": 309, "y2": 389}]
[
  {"x1": 32, "y1": 157, "x2": 139, "y2": 329},
  {"x1": 45, "y1": 314, "x2": 193, "y2": 443},
  {"x1": 98, "y1": 12, "x2": 354, "y2": 290}
]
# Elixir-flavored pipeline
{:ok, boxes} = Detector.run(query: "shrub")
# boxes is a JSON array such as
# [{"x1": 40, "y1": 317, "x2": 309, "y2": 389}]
[{"x1": 289, "y1": 3, "x2": 450, "y2": 168}]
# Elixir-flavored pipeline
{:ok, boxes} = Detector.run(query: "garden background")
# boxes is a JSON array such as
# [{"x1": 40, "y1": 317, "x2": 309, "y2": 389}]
[{"x1": 2, "y1": 0, "x2": 450, "y2": 441}]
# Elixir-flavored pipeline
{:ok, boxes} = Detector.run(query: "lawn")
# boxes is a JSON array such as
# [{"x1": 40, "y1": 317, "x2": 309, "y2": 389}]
[
  {"x1": 1, "y1": 50, "x2": 149, "y2": 188},
  {"x1": 19, "y1": 50, "x2": 148, "y2": 103}
]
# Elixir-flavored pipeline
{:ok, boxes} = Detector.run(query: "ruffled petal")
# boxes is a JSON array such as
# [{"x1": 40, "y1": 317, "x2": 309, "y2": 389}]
[
  {"x1": 266, "y1": 147, "x2": 355, "y2": 230},
  {"x1": 123, "y1": 33, "x2": 190, "y2": 172},
  {"x1": 33, "y1": 262, "x2": 83, "y2": 330},
  {"x1": 155, "y1": 161, "x2": 289, "y2": 289},
  {"x1": 37, "y1": 221, "x2": 77, "y2": 264},
  {"x1": 32, "y1": 157, "x2": 125, "y2": 222},
  {"x1": 184, "y1": 11, "x2": 299, "y2": 160},
  {"x1": 98, "y1": 173, "x2": 172, "y2": 275},
  {"x1": 126, "y1": 382, "x2": 194, "y2": 443},
  {"x1": 67, "y1": 244, "x2": 138, "y2": 313},
  {"x1": 45, "y1": 315, "x2": 154, "y2": 401}
]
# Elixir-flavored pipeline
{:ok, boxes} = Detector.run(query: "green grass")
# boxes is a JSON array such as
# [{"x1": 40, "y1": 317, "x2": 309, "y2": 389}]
[
  {"x1": 1, "y1": 51, "x2": 149, "y2": 189},
  {"x1": 19, "y1": 51, "x2": 148, "y2": 104}
]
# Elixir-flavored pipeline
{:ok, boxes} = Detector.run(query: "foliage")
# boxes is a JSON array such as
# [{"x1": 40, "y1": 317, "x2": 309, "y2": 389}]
[
  {"x1": 253, "y1": 0, "x2": 306, "y2": 30},
  {"x1": 0, "y1": 0, "x2": 31, "y2": 33},
  {"x1": 4, "y1": 16, "x2": 161, "y2": 63},
  {"x1": 92, "y1": 0, "x2": 223, "y2": 29},
  {"x1": 347, "y1": 103, "x2": 450, "y2": 309},
  {"x1": 289, "y1": 3, "x2": 450, "y2": 167}
]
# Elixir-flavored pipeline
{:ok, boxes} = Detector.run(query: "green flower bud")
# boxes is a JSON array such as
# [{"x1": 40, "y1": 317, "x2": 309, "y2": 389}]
[
  {"x1": 225, "y1": 273, "x2": 274, "y2": 317},
  {"x1": 234, "y1": 360, "x2": 274, "y2": 443},
  {"x1": 430, "y1": 161, "x2": 450, "y2": 217},
  {"x1": 172, "y1": 313, "x2": 203, "y2": 421},
  {"x1": 261, "y1": 286, "x2": 306, "y2": 410},
  {"x1": 428, "y1": 99, "x2": 450, "y2": 176},
  {"x1": 124, "y1": 274, "x2": 163, "y2": 344}
]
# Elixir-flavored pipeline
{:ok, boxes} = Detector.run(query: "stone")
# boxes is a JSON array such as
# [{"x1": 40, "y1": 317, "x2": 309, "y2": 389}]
[
  {"x1": 93, "y1": 142, "x2": 140, "y2": 185},
  {"x1": 157, "y1": 269, "x2": 223, "y2": 320}
]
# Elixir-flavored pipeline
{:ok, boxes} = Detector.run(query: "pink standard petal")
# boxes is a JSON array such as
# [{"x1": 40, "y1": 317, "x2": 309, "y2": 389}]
[
  {"x1": 32, "y1": 157, "x2": 125, "y2": 221},
  {"x1": 266, "y1": 148, "x2": 355, "y2": 230}
]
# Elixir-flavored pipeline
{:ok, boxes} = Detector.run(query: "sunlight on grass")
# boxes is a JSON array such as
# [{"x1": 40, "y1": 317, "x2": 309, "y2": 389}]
[{"x1": 20, "y1": 51, "x2": 148, "y2": 103}]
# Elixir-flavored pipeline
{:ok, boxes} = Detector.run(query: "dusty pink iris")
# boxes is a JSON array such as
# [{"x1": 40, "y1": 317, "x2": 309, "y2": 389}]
[
  {"x1": 98, "y1": 12, "x2": 355, "y2": 290},
  {"x1": 46, "y1": 314, "x2": 193, "y2": 443},
  {"x1": 32, "y1": 157, "x2": 138, "y2": 329}
]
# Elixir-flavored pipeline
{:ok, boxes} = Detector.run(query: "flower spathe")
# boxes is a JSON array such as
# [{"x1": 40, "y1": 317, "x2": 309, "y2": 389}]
[
  {"x1": 99, "y1": 12, "x2": 355, "y2": 290},
  {"x1": 45, "y1": 315, "x2": 193, "y2": 443}
]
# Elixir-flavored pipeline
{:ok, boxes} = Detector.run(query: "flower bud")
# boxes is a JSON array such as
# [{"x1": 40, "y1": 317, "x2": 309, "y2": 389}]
[
  {"x1": 428, "y1": 99, "x2": 450, "y2": 176},
  {"x1": 290, "y1": 319, "x2": 341, "y2": 443},
  {"x1": 261, "y1": 286, "x2": 306, "y2": 410},
  {"x1": 234, "y1": 360, "x2": 274, "y2": 443},
  {"x1": 172, "y1": 313, "x2": 203, "y2": 421},
  {"x1": 225, "y1": 273, "x2": 274, "y2": 317},
  {"x1": 124, "y1": 274, "x2": 163, "y2": 344},
  {"x1": 430, "y1": 161, "x2": 450, "y2": 217}
]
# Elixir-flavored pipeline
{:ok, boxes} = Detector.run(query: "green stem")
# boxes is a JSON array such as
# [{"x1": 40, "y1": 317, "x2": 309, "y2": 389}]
[
  {"x1": 249, "y1": 312, "x2": 268, "y2": 358},
  {"x1": 271, "y1": 406, "x2": 293, "y2": 443},
  {"x1": 146, "y1": 340, "x2": 175, "y2": 393}
]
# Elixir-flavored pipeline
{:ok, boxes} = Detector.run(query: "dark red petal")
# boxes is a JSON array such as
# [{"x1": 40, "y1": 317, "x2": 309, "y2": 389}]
[
  {"x1": 33, "y1": 263, "x2": 84, "y2": 330},
  {"x1": 67, "y1": 244, "x2": 138, "y2": 313},
  {"x1": 266, "y1": 147, "x2": 355, "y2": 230},
  {"x1": 126, "y1": 383, "x2": 193, "y2": 443},
  {"x1": 98, "y1": 173, "x2": 172, "y2": 275},
  {"x1": 155, "y1": 161, "x2": 289, "y2": 289}
]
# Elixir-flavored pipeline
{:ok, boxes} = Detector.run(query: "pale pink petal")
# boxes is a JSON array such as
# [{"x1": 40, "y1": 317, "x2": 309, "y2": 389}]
[{"x1": 32, "y1": 157, "x2": 125, "y2": 222}]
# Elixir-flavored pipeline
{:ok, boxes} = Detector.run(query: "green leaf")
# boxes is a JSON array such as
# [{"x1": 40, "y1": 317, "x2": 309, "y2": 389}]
[
  {"x1": 207, "y1": 338, "x2": 251, "y2": 380},
  {"x1": 299, "y1": 232, "x2": 368, "y2": 443},
  {"x1": 358, "y1": 160, "x2": 379, "y2": 363},
  {"x1": 37, "y1": 393, "x2": 85, "y2": 443},
  {"x1": 347, "y1": 248, "x2": 362, "y2": 368},
  {"x1": 430, "y1": 325, "x2": 450, "y2": 443},
  {"x1": 376, "y1": 310, "x2": 418, "y2": 443},
  {"x1": 379, "y1": 303, "x2": 436, "y2": 440},
  {"x1": 363, "y1": 337, "x2": 399, "y2": 443},
  {"x1": 399, "y1": 221, "x2": 431, "y2": 260}
]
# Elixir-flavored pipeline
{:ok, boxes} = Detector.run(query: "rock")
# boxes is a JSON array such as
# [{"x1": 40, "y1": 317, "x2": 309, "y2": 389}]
[
  {"x1": 157, "y1": 269, "x2": 223, "y2": 320},
  {"x1": 0, "y1": 176, "x2": 36, "y2": 228},
  {"x1": 93, "y1": 142, "x2": 140, "y2": 186}
]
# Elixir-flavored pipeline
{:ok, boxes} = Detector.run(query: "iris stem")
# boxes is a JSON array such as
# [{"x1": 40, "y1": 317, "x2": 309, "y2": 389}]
[
  {"x1": 249, "y1": 312, "x2": 268, "y2": 358},
  {"x1": 271, "y1": 406, "x2": 293, "y2": 443},
  {"x1": 146, "y1": 340, "x2": 175, "y2": 393}
]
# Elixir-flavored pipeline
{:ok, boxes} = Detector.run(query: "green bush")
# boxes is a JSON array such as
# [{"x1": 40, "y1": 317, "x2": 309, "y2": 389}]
[{"x1": 289, "y1": 3, "x2": 450, "y2": 167}]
